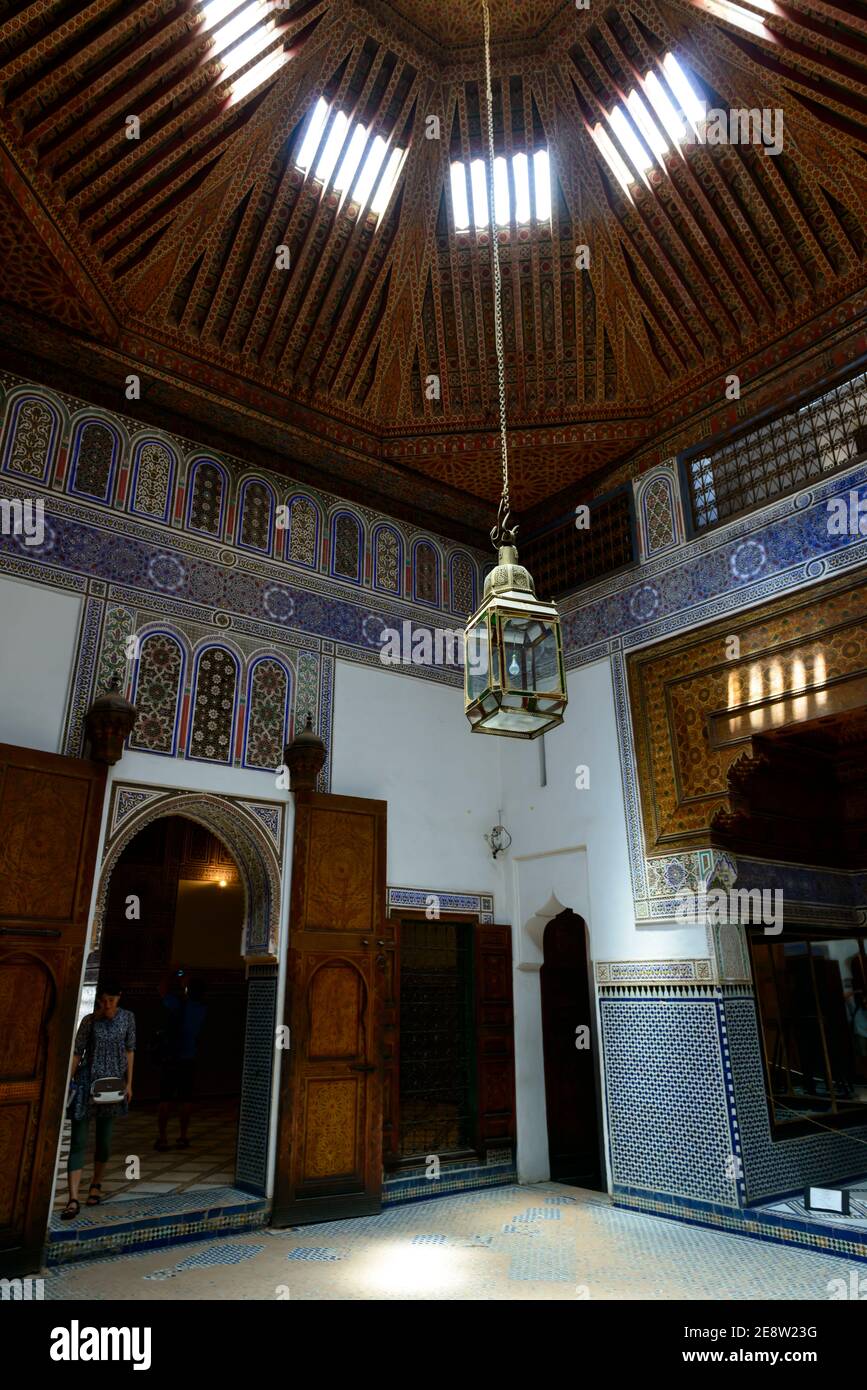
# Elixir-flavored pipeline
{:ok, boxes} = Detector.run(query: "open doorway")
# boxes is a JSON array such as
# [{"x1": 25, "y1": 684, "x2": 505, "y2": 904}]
[
  {"x1": 54, "y1": 815, "x2": 247, "y2": 1214},
  {"x1": 540, "y1": 909, "x2": 603, "y2": 1190}
]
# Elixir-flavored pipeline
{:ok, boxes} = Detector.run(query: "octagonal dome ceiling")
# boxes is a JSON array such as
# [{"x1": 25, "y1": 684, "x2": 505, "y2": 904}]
[
  {"x1": 0, "y1": 0, "x2": 865, "y2": 540},
  {"x1": 357, "y1": 0, "x2": 573, "y2": 49}
]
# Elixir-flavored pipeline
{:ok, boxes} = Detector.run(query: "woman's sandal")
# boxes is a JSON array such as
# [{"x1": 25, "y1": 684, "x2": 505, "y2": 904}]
[
  {"x1": 60, "y1": 1199, "x2": 81, "y2": 1221},
  {"x1": 85, "y1": 1182, "x2": 102, "y2": 1207}
]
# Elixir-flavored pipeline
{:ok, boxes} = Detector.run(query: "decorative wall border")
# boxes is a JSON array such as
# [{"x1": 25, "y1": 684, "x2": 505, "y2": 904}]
[
  {"x1": 596, "y1": 959, "x2": 713, "y2": 985},
  {"x1": 387, "y1": 886, "x2": 494, "y2": 922},
  {"x1": 562, "y1": 457, "x2": 867, "y2": 667},
  {"x1": 0, "y1": 478, "x2": 466, "y2": 692},
  {"x1": 0, "y1": 374, "x2": 488, "y2": 617}
]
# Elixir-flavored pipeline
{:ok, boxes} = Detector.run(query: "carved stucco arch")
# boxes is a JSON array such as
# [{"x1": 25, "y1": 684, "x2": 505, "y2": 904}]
[{"x1": 92, "y1": 792, "x2": 282, "y2": 960}]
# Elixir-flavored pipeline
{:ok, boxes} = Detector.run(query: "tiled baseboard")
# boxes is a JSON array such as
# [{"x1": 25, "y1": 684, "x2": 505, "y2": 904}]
[
  {"x1": 383, "y1": 1159, "x2": 517, "y2": 1206},
  {"x1": 613, "y1": 1184, "x2": 867, "y2": 1263}
]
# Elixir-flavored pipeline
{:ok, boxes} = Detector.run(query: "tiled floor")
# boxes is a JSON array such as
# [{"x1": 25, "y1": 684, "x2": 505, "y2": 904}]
[
  {"x1": 53, "y1": 1100, "x2": 238, "y2": 1209},
  {"x1": 43, "y1": 1183, "x2": 865, "y2": 1301}
]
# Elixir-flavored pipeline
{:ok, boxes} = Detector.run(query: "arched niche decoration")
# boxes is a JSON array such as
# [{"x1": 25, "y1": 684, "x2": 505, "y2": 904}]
[
  {"x1": 129, "y1": 437, "x2": 177, "y2": 522},
  {"x1": 372, "y1": 522, "x2": 403, "y2": 595},
  {"x1": 68, "y1": 415, "x2": 123, "y2": 504},
  {"x1": 1, "y1": 390, "x2": 64, "y2": 483},
  {"x1": 237, "y1": 475, "x2": 276, "y2": 554},
  {"x1": 92, "y1": 793, "x2": 282, "y2": 960},
  {"x1": 330, "y1": 509, "x2": 363, "y2": 583}
]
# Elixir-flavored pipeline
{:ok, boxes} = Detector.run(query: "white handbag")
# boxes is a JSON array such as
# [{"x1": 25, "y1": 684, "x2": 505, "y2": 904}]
[{"x1": 90, "y1": 1076, "x2": 126, "y2": 1105}]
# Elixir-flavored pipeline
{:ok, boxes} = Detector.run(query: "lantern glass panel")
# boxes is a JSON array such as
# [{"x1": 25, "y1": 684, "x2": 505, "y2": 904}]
[
  {"x1": 503, "y1": 617, "x2": 561, "y2": 693},
  {"x1": 465, "y1": 619, "x2": 490, "y2": 701},
  {"x1": 481, "y1": 707, "x2": 550, "y2": 734}
]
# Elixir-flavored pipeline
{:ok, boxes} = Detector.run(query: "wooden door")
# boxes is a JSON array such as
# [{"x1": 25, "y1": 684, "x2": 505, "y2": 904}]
[
  {"x1": 475, "y1": 923, "x2": 516, "y2": 1154},
  {"x1": 273, "y1": 792, "x2": 389, "y2": 1224},
  {"x1": 540, "y1": 911, "x2": 602, "y2": 1189},
  {"x1": 0, "y1": 744, "x2": 107, "y2": 1275}
]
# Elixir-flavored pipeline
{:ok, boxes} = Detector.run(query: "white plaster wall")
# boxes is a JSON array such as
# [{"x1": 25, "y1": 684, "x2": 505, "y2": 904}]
[
  {"x1": 330, "y1": 658, "x2": 503, "y2": 898},
  {"x1": 111, "y1": 749, "x2": 283, "y2": 801},
  {"x1": 497, "y1": 658, "x2": 634, "y2": 963},
  {"x1": 492, "y1": 657, "x2": 718, "y2": 1185},
  {"x1": 498, "y1": 656, "x2": 710, "y2": 963},
  {"x1": 0, "y1": 574, "x2": 81, "y2": 753}
]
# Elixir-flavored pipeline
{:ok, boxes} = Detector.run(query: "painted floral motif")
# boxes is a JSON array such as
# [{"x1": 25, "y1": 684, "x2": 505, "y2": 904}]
[
  {"x1": 375, "y1": 527, "x2": 401, "y2": 593},
  {"x1": 296, "y1": 650, "x2": 319, "y2": 732},
  {"x1": 333, "y1": 513, "x2": 361, "y2": 580},
  {"x1": 449, "y1": 552, "x2": 475, "y2": 615},
  {"x1": 414, "y1": 541, "x2": 438, "y2": 604},
  {"x1": 71, "y1": 421, "x2": 115, "y2": 501},
  {"x1": 287, "y1": 496, "x2": 318, "y2": 566},
  {"x1": 644, "y1": 477, "x2": 676, "y2": 554},
  {"x1": 129, "y1": 633, "x2": 184, "y2": 754},
  {"x1": 133, "y1": 443, "x2": 173, "y2": 519},
  {"x1": 189, "y1": 647, "x2": 237, "y2": 762},
  {"x1": 245, "y1": 658, "x2": 289, "y2": 770},
  {"x1": 6, "y1": 398, "x2": 56, "y2": 479},
  {"x1": 240, "y1": 480, "x2": 272, "y2": 551},
  {"x1": 96, "y1": 606, "x2": 134, "y2": 696},
  {"x1": 189, "y1": 462, "x2": 224, "y2": 535}
]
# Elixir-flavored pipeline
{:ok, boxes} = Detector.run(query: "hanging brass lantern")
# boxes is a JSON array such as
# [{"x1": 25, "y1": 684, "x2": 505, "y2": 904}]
[
  {"x1": 465, "y1": 539, "x2": 567, "y2": 738},
  {"x1": 464, "y1": 0, "x2": 568, "y2": 738}
]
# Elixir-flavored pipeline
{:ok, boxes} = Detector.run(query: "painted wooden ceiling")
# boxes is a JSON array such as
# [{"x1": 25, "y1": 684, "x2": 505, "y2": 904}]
[{"x1": 0, "y1": 0, "x2": 865, "y2": 535}]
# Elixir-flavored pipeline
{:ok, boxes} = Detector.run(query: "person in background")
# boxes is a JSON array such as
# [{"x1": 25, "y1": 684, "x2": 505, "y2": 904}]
[
  {"x1": 62, "y1": 981, "x2": 135, "y2": 1220},
  {"x1": 155, "y1": 974, "x2": 207, "y2": 1150}
]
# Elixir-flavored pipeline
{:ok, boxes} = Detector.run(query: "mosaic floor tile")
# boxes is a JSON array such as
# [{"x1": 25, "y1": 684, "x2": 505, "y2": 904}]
[
  {"x1": 286, "y1": 1248, "x2": 348, "y2": 1261},
  {"x1": 43, "y1": 1183, "x2": 863, "y2": 1301},
  {"x1": 173, "y1": 1243, "x2": 264, "y2": 1270}
]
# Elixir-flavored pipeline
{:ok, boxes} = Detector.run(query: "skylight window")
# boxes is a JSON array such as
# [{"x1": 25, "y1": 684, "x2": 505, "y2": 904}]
[
  {"x1": 295, "y1": 98, "x2": 405, "y2": 218},
  {"x1": 593, "y1": 54, "x2": 704, "y2": 194},
  {"x1": 700, "y1": 0, "x2": 769, "y2": 39},
  {"x1": 662, "y1": 53, "x2": 705, "y2": 133},
  {"x1": 449, "y1": 149, "x2": 551, "y2": 231},
  {"x1": 201, "y1": 0, "x2": 291, "y2": 105}
]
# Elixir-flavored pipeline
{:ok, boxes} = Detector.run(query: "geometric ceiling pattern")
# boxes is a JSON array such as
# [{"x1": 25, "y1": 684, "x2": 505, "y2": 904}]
[{"x1": 0, "y1": 0, "x2": 865, "y2": 526}]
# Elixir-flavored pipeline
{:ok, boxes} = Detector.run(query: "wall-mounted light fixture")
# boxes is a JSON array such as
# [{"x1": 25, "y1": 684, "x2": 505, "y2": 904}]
[{"x1": 485, "y1": 813, "x2": 512, "y2": 859}]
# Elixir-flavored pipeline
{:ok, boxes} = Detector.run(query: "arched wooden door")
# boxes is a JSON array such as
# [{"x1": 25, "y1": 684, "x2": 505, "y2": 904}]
[{"x1": 540, "y1": 910, "x2": 603, "y2": 1190}]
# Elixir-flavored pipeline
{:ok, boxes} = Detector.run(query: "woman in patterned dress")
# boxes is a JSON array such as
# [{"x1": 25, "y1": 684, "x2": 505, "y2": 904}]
[{"x1": 61, "y1": 982, "x2": 136, "y2": 1220}]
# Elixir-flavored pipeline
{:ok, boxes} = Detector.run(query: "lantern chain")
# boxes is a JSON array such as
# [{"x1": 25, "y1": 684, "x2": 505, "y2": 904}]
[{"x1": 482, "y1": 0, "x2": 517, "y2": 553}]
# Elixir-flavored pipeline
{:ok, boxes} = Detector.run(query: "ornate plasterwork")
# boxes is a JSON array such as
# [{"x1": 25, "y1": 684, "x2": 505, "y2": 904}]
[{"x1": 627, "y1": 569, "x2": 867, "y2": 854}]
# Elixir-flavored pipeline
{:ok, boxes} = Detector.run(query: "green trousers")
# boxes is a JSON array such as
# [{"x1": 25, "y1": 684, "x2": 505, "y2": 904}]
[{"x1": 67, "y1": 1112, "x2": 115, "y2": 1172}]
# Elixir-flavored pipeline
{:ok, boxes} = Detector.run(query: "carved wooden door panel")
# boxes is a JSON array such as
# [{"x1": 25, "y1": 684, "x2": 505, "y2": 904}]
[
  {"x1": 0, "y1": 745, "x2": 107, "y2": 1276},
  {"x1": 273, "y1": 792, "x2": 388, "y2": 1224},
  {"x1": 475, "y1": 923, "x2": 516, "y2": 1154}
]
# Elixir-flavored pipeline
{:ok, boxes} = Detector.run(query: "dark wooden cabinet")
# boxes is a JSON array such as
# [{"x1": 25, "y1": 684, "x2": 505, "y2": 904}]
[{"x1": 0, "y1": 744, "x2": 106, "y2": 1276}]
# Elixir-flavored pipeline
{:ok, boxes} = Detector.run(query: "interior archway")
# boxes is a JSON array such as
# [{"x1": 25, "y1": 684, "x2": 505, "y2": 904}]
[{"x1": 53, "y1": 815, "x2": 250, "y2": 1219}]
